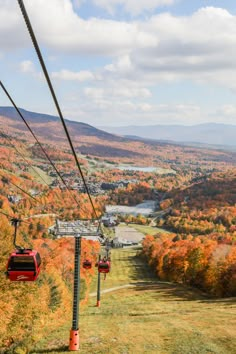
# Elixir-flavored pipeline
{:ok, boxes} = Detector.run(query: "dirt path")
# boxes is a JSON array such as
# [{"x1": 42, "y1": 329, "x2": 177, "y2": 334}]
[
  {"x1": 89, "y1": 284, "x2": 133, "y2": 296},
  {"x1": 89, "y1": 281, "x2": 174, "y2": 297}
]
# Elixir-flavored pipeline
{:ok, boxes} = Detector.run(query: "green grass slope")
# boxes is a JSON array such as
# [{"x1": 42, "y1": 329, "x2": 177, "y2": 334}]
[{"x1": 29, "y1": 247, "x2": 236, "y2": 354}]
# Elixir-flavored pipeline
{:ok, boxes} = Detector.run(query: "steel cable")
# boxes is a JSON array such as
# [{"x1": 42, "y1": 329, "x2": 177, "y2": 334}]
[
  {"x1": 0, "y1": 81, "x2": 82, "y2": 209},
  {"x1": 17, "y1": 0, "x2": 99, "y2": 221}
]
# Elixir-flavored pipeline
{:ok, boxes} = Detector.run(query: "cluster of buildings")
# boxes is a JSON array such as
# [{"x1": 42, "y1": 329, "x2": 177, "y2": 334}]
[{"x1": 50, "y1": 176, "x2": 137, "y2": 196}]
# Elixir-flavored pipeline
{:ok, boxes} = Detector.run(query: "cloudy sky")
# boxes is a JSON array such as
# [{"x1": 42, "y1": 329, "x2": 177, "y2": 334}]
[{"x1": 1, "y1": 0, "x2": 236, "y2": 127}]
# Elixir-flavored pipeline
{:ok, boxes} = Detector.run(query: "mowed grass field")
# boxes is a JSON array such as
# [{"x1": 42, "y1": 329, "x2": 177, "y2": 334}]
[
  {"x1": 125, "y1": 224, "x2": 171, "y2": 235},
  {"x1": 28, "y1": 166, "x2": 52, "y2": 184},
  {"x1": 31, "y1": 247, "x2": 236, "y2": 354}
]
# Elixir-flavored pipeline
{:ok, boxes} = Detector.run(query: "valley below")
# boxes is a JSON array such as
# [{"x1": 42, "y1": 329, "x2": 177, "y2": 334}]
[{"x1": 1, "y1": 107, "x2": 236, "y2": 353}]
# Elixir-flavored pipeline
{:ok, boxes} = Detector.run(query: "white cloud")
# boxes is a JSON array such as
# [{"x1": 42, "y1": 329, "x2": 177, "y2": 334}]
[
  {"x1": 0, "y1": 0, "x2": 156, "y2": 56},
  {"x1": 132, "y1": 7, "x2": 236, "y2": 83},
  {"x1": 19, "y1": 60, "x2": 43, "y2": 80},
  {"x1": 62, "y1": 95, "x2": 205, "y2": 126},
  {"x1": 93, "y1": 0, "x2": 176, "y2": 16},
  {"x1": 0, "y1": 1, "x2": 28, "y2": 50},
  {"x1": 220, "y1": 105, "x2": 236, "y2": 116},
  {"x1": 138, "y1": 103, "x2": 152, "y2": 112},
  {"x1": 93, "y1": 7, "x2": 236, "y2": 91},
  {"x1": 214, "y1": 104, "x2": 236, "y2": 124},
  {"x1": 57, "y1": 84, "x2": 236, "y2": 126},
  {"x1": 21, "y1": 0, "x2": 156, "y2": 56},
  {"x1": 52, "y1": 69, "x2": 95, "y2": 81},
  {"x1": 37, "y1": 4, "x2": 236, "y2": 94},
  {"x1": 105, "y1": 55, "x2": 133, "y2": 73},
  {"x1": 84, "y1": 85, "x2": 151, "y2": 99},
  {"x1": 2, "y1": 1, "x2": 236, "y2": 126},
  {"x1": 2, "y1": 1, "x2": 236, "y2": 90},
  {"x1": 19, "y1": 60, "x2": 35, "y2": 74}
]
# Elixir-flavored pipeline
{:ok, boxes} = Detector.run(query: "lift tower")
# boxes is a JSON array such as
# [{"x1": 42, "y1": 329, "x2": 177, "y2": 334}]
[{"x1": 54, "y1": 220, "x2": 103, "y2": 351}]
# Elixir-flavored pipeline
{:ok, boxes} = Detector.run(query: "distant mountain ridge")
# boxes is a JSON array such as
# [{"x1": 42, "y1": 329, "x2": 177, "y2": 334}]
[
  {"x1": 2, "y1": 106, "x2": 236, "y2": 150},
  {"x1": 99, "y1": 123, "x2": 236, "y2": 147},
  {"x1": 0, "y1": 106, "x2": 148, "y2": 159},
  {"x1": 0, "y1": 106, "x2": 122, "y2": 141}
]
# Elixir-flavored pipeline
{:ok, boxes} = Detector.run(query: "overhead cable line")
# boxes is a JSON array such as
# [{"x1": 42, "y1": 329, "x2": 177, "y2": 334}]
[
  {"x1": 0, "y1": 130, "x2": 51, "y2": 187},
  {"x1": 0, "y1": 131, "x2": 69, "y2": 215},
  {"x1": 0, "y1": 130, "x2": 84, "y2": 216},
  {"x1": 0, "y1": 172, "x2": 39, "y2": 203},
  {"x1": 0, "y1": 209, "x2": 30, "y2": 224},
  {"x1": 0, "y1": 81, "x2": 81, "y2": 209},
  {"x1": 8, "y1": 179, "x2": 38, "y2": 202},
  {"x1": 17, "y1": 0, "x2": 99, "y2": 221}
]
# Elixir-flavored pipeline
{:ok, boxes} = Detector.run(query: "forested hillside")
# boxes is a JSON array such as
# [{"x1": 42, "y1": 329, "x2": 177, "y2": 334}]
[
  {"x1": 1, "y1": 109, "x2": 236, "y2": 352},
  {"x1": 141, "y1": 170, "x2": 236, "y2": 297},
  {"x1": 0, "y1": 129, "x2": 104, "y2": 352}
]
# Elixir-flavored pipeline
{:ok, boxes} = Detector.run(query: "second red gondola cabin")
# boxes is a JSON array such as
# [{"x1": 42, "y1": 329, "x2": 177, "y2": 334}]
[
  {"x1": 98, "y1": 260, "x2": 110, "y2": 273},
  {"x1": 82, "y1": 259, "x2": 92, "y2": 269}
]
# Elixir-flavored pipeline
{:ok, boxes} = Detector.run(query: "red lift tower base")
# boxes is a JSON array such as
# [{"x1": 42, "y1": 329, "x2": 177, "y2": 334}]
[
  {"x1": 96, "y1": 300, "x2": 101, "y2": 307},
  {"x1": 69, "y1": 329, "x2": 79, "y2": 351}
]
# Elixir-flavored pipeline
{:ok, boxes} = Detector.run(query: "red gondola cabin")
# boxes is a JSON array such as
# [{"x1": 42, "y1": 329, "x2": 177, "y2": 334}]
[
  {"x1": 83, "y1": 259, "x2": 92, "y2": 269},
  {"x1": 6, "y1": 249, "x2": 41, "y2": 281},
  {"x1": 98, "y1": 260, "x2": 110, "y2": 273}
]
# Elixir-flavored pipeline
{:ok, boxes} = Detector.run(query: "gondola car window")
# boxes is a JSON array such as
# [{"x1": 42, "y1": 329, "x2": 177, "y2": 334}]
[
  {"x1": 8, "y1": 256, "x2": 35, "y2": 270},
  {"x1": 36, "y1": 252, "x2": 41, "y2": 267},
  {"x1": 99, "y1": 263, "x2": 109, "y2": 269}
]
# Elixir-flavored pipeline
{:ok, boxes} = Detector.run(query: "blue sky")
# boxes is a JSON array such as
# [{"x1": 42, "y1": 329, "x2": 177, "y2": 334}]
[{"x1": 1, "y1": 0, "x2": 236, "y2": 127}]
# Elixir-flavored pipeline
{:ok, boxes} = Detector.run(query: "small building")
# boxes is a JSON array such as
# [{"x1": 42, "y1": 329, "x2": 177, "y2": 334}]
[{"x1": 8, "y1": 195, "x2": 22, "y2": 204}]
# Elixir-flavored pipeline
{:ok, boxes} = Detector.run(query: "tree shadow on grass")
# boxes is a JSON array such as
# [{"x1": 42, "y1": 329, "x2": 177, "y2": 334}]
[
  {"x1": 200, "y1": 296, "x2": 236, "y2": 304},
  {"x1": 132, "y1": 281, "x2": 236, "y2": 305},
  {"x1": 133, "y1": 282, "x2": 208, "y2": 301},
  {"x1": 127, "y1": 255, "x2": 157, "y2": 282},
  {"x1": 127, "y1": 254, "x2": 236, "y2": 305},
  {"x1": 30, "y1": 345, "x2": 69, "y2": 353}
]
